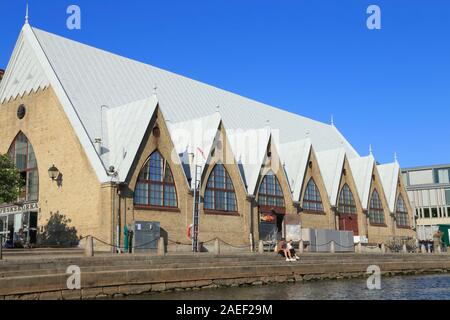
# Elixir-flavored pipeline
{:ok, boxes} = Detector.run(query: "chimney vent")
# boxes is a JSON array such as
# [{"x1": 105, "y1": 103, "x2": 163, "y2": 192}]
[{"x1": 94, "y1": 138, "x2": 102, "y2": 155}]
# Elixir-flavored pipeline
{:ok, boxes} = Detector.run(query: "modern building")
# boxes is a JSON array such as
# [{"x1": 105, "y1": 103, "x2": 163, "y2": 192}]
[
  {"x1": 402, "y1": 164, "x2": 450, "y2": 240},
  {"x1": 0, "y1": 22, "x2": 414, "y2": 251}
]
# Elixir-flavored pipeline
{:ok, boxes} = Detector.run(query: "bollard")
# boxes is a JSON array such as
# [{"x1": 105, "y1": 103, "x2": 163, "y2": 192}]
[
  {"x1": 84, "y1": 236, "x2": 94, "y2": 257},
  {"x1": 381, "y1": 243, "x2": 386, "y2": 254},
  {"x1": 157, "y1": 237, "x2": 166, "y2": 256},
  {"x1": 258, "y1": 240, "x2": 264, "y2": 254},
  {"x1": 357, "y1": 243, "x2": 362, "y2": 254},
  {"x1": 299, "y1": 240, "x2": 304, "y2": 254},
  {"x1": 421, "y1": 244, "x2": 426, "y2": 254},
  {"x1": 402, "y1": 244, "x2": 407, "y2": 254},
  {"x1": 330, "y1": 241, "x2": 336, "y2": 253},
  {"x1": 214, "y1": 238, "x2": 221, "y2": 255}
]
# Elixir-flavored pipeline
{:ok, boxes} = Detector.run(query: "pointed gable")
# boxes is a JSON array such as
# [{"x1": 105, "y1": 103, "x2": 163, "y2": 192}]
[
  {"x1": 0, "y1": 29, "x2": 49, "y2": 103},
  {"x1": 167, "y1": 112, "x2": 222, "y2": 189},
  {"x1": 227, "y1": 127, "x2": 271, "y2": 195},
  {"x1": 278, "y1": 138, "x2": 312, "y2": 201},
  {"x1": 316, "y1": 148, "x2": 346, "y2": 206},
  {"x1": 105, "y1": 96, "x2": 158, "y2": 181},
  {"x1": 377, "y1": 162, "x2": 401, "y2": 213},
  {"x1": 348, "y1": 155, "x2": 375, "y2": 210}
]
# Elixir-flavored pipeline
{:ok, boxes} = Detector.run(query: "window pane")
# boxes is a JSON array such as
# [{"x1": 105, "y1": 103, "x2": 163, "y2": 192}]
[
  {"x1": 134, "y1": 183, "x2": 148, "y2": 205},
  {"x1": 164, "y1": 185, "x2": 176, "y2": 207},
  {"x1": 204, "y1": 164, "x2": 237, "y2": 212},
  {"x1": 149, "y1": 183, "x2": 163, "y2": 206},
  {"x1": 204, "y1": 190, "x2": 214, "y2": 210}
]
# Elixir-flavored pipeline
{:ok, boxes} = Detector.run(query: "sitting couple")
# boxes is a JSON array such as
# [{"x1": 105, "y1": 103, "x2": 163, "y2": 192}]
[{"x1": 276, "y1": 238, "x2": 300, "y2": 262}]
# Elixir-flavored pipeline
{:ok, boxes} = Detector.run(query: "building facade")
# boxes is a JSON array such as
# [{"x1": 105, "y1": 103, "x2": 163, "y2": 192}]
[
  {"x1": 402, "y1": 164, "x2": 450, "y2": 240},
  {"x1": 0, "y1": 23, "x2": 415, "y2": 251}
]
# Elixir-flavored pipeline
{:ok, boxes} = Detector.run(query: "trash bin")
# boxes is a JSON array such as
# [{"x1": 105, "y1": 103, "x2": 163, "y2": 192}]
[{"x1": 438, "y1": 225, "x2": 450, "y2": 248}]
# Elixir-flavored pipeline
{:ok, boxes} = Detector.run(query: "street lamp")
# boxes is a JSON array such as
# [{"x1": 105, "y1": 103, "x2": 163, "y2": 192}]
[{"x1": 48, "y1": 165, "x2": 60, "y2": 181}]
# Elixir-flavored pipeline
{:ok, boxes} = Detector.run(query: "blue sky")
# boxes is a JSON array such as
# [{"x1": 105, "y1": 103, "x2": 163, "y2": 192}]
[{"x1": 1, "y1": 0, "x2": 449, "y2": 168}]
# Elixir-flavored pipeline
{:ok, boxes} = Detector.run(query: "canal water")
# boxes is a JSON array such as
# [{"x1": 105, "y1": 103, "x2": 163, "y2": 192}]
[{"x1": 128, "y1": 274, "x2": 450, "y2": 300}]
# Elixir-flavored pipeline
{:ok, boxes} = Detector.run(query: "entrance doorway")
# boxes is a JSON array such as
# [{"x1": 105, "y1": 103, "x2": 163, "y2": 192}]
[{"x1": 338, "y1": 214, "x2": 359, "y2": 236}]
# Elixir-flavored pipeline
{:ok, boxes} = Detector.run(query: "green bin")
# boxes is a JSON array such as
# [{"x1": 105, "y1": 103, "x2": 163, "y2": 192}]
[{"x1": 438, "y1": 225, "x2": 450, "y2": 247}]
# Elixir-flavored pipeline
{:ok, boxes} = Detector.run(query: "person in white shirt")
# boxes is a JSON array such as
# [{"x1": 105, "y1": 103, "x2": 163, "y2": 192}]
[{"x1": 287, "y1": 240, "x2": 300, "y2": 261}]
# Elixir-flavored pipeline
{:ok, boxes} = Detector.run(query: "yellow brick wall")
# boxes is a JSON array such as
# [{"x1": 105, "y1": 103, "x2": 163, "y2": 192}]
[
  {"x1": 366, "y1": 164, "x2": 395, "y2": 244},
  {"x1": 300, "y1": 148, "x2": 335, "y2": 230},
  {"x1": 0, "y1": 87, "x2": 111, "y2": 244}
]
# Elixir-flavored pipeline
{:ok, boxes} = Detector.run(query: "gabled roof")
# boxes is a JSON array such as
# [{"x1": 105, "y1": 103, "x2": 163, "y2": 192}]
[
  {"x1": 0, "y1": 30, "x2": 49, "y2": 102},
  {"x1": 1, "y1": 24, "x2": 364, "y2": 186},
  {"x1": 0, "y1": 24, "x2": 110, "y2": 182},
  {"x1": 377, "y1": 161, "x2": 401, "y2": 212},
  {"x1": 227, "y1": 127, "x2": 271, "y2": 194},
  {"x1": 348, "y1": 155, "x2": 375, "y2": 210},
  {"x1": 167, "y1": 112, "x2": 222, "y2": 189},
  {"x1": 105, "y1": 96, "x2": 158, "y2": 182},
  {"x1": 278, "y1": 138, "x2": 312, "y2": 201},
  {"x1": 316, "y1": 148, "x2": 346, "y2": 206}
]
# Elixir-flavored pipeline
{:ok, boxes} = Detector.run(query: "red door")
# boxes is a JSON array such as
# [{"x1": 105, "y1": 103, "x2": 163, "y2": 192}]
[{"x1": 339, "y1": 214, "x2": 359, "y2": 236}]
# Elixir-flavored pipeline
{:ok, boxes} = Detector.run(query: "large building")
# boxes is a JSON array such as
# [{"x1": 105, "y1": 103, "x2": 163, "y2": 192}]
[
  {"x1": 402, "y1": 164, "x2": 450, "y2": 240},
  {"x1": 0, "y1": 22, "x2": 414, "y2": 251}
]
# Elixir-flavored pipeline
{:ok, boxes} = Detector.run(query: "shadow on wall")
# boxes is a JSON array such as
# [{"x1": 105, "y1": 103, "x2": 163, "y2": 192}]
[{"x1": 39, "y1": 211, "x2": 80, "y2": 248}]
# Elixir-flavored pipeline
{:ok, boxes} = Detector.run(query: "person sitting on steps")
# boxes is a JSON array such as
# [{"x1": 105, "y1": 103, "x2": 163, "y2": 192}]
[
  {"x1": 276, "y1": 238, "x2": 295, "y2": 261},
  {"x1": 287, "y1": 239, "x2": 300, "y2": 260}
]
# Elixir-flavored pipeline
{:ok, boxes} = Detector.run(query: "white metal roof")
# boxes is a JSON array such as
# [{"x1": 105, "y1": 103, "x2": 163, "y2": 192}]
[
  {"x1": 1, "y1": 24, "x2": 384, "y2": 193},
  {"x1": 315, "y1": 148, "x2": 347, "y2": 206},
  {"x1": 105, "y1": 96, "x2": 158, "y2": 181},
  {"x1": 348, "y1": 155, "x2": 375, "y2": 210},
  {"x1": 227, "y1": 126, "x2": 272, "y2": 194},
  {"x1": 30, "y1": 26, "x2": 358, "y2": 150},
  {"x1": 278, "y1": 138, "x2": 312, "y2": 201},
  {"x1": 377, "y1": 161, "x2": 400, "y2": 212},
  {"x1": 167, "y1": 112, "x2": 222, "y2": 188}
]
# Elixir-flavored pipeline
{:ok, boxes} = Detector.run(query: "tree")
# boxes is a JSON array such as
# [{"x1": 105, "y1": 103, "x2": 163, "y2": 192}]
[
  {"x1": 40, "y1": 212, "x2": 79, "y2": 247},
  {"x1": 0, "y1": 154, "x2": 22, "y2": 204}
]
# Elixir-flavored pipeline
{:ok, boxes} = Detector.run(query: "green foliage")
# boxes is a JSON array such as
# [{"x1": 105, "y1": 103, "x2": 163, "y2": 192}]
[
  {"x1": 40, "y1": 212, "x2": 80, "y2": 247},
  {"x1": 0, "y1": 154, "x2": 22, "y2": 204}
]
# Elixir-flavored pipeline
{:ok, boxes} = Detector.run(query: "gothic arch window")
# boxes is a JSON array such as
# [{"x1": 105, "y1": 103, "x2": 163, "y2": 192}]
[
  {"x1": 303, "y1": 178, "x2": 324, "y2": 212},
  {"x1": 396, "y1": 194, "x2": 409, "y2": 227},
  {"x1": 8, "y1": 132, "x2": 38, "y2": 202},
  {"x1": 369, "y1": 189, "x2": 385, "y2": 225},
  {"x1": 258, "y1": 171, "x2": 285, "y2": 208},
  {"x1": 338, "y1": 184, "x2": 356, "y2": 214},
  {"x1": 134, "y1": 150, "x2": 177, "y2": 208},
  {"x1": 204, "y1": 163, "x2": 237, "y2": 212}
]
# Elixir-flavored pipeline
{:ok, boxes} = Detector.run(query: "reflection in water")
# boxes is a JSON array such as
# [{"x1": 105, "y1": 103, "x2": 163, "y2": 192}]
[{"x1": 127, "y1": 274, "x2": 450, "y2": 300}]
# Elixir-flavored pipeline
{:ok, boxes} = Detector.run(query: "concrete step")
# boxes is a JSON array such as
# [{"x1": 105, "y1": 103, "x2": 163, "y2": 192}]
[{"x1": 1, "y1": 253, "x2": 449, "y2": 278}]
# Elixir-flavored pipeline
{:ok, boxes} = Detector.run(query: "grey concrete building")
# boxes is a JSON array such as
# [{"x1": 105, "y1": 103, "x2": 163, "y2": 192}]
[{"x1": 402, "y1": 164, "x2": 450, "y2": 240}]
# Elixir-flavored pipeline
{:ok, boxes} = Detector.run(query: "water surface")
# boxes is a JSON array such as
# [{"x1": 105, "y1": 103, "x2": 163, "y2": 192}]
[{"x1": 128, "y1": 274, "x2": 450, "y2": 300}]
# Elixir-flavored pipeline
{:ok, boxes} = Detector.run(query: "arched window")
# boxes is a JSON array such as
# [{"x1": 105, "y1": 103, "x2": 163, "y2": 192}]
[
  {"x1": 258, "y1": 172, "x2": 285, "y2": 208},
  {"x1": 303, "y1": 178, "x2": 324, "y2": 212},
  {"x1": 338, "y1": 184, "x2": 356, "y2": 214},
  {"x1": 8, "y1": 132, "x2": 38, "y2": 201},
  {"x1": 396, "y1": 195, "x2": 409, "y2": 227},
  {"x1": 369, "y1": 189, "x2": 385, "y2": 224},
  {"x1": 134, "y1": 151, "x2": 177, "y2": 208},
  {"x1": 204, "y1": 164, "x2": 237, "y2": 212}
]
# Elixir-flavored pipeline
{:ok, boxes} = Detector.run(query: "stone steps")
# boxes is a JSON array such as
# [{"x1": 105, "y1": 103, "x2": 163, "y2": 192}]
[{"x1": 1, "y1": 252, "x2": 449, "y2": 278}]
